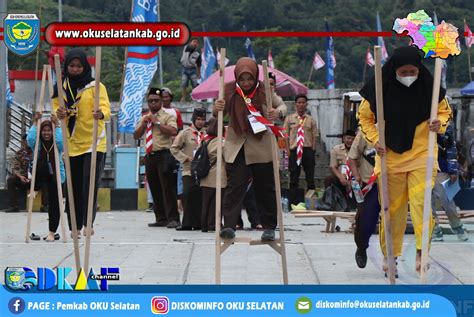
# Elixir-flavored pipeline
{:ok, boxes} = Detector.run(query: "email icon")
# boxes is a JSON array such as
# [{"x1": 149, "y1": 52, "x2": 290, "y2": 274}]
[{"x1": 295, "y1": 297, "x2": 312, "y2": 313}]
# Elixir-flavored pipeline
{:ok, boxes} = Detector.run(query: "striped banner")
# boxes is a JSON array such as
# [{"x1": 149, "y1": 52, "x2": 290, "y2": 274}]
[{"x1": 118, "y1": 0, "x2": 159, "y2": 134}]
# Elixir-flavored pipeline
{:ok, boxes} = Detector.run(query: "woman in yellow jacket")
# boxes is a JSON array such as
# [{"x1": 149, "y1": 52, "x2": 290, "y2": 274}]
[
  {"x1": 53, "y1": 48, "x2": 111, "y2": 236},
  {"x1": 358, "y1": 46, "x2": 451, "y2": 275}
]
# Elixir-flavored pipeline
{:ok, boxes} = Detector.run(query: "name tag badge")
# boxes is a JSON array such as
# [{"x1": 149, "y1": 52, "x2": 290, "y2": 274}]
[
  {"x1": 247, "y1": 114, "x2": 267, "y2": 134},
  {"x1": 193, "y1": 149, "x2": 197, "y2": 157}
]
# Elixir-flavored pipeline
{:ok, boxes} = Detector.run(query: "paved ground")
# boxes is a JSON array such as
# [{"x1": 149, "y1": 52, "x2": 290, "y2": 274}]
[{"x1": 1, "y1": 211, "x2": 473, "y2": 285}]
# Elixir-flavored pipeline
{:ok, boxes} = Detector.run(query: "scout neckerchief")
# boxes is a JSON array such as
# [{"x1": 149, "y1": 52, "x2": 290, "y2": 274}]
[
  {"x1": 296, "y1": 114, "x2": 306, "y2": 166},
  {"x1": 345, "y1": 158, "x2": 377, "y2": 197},
  {"x1": 235, "y1": 83, "x2": 286, "y2": 138},
  {"x1": 145, "y1": 121, "x2": 153, "y2": 154},
  {"x1": 191, "y1": 126, "x2": 203, "y2": 145},
  {"x1": 63, "y1": 78, "x2": 85, "y2": 135}
]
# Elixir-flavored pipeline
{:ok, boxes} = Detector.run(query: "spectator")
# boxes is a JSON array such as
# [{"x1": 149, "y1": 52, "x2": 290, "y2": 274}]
[
  {"x1": 2, "y1": 134, "x2": 32, "y2": 213},
  {"x1": 180, "y1": 38, "x2": 201, "y2": 102}
]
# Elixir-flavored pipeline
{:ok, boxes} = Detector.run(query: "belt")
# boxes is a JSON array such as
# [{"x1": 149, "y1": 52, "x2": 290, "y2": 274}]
[{"x1": 146, "y1": 149, "x2": 170, "y2": 156}]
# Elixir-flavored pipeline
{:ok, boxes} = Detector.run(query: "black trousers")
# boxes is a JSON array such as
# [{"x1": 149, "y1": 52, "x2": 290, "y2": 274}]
[
  {"x1": 243, "y1": 183, "x2": 261, "y2": 227},
  {"x1": 66, "y1": 152, "x2": 105, "y2": 231},
  {"x1": 201, "y1": 187, "x2": 225, "y2": 231},
  {"x1": 145, "y1": 150, "x2": 179, "y2": 223},
  {"x1": 289, "y1": 148, "x2": 315, "y2": 205},
  {"x1": 182, "y1": 175, "x2": 202, "y2": 228},
  {"x1": 37, "y1": 176, "x2": 61, "y2": 232},
  {"x1": 223, "y1": 148, "x2": 277, "y2": 230},
  {"x1": 354, "y1": 183, "x2": 381, "y2": 250}
]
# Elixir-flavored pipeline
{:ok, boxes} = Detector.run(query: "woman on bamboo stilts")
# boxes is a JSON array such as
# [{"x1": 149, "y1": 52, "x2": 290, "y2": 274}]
[
  {"x1": 53, "y1": 48, "x2": 111, "y2": 236},
  {"x1": 358, "y1": 46, "x2": 452, "y2": 275},
  {"x1": 27, "y1": 114, "x2": 65, "y2": 241}
]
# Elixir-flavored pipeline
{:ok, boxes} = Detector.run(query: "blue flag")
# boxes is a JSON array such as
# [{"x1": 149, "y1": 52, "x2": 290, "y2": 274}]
[
  {"x1": 245, "y1": 38, "x2": 256, "y2": 60},
  {"x1": 118, "y1": 0, "x2": 159, "y2": 134},
  {"x1": 376, "y1": 12, "x2": 389, "y2": 63},
  {"x1": 325, "y1": 21, "x2": 335, "y2": 89},
  {"x1": 200, "y1": 37, "x2": 216, "y2": 82},
  {"x1": 5, "y1": 49, "x2": 13, "y2": 105}
]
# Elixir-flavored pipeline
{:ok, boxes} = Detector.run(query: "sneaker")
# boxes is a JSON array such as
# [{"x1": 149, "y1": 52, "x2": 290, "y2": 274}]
[
  {"x1": 432, "y1": 230, "x2": 444, "y2": 242},
  {"x1": 452, "y1": 227, "x2": 468, "y2": 241},
  {"x1": 166, "y1": 221, "x2": 180, "y2": 229},
  {"x1": 291, "y1": 202, "x2": 307, "y2": 211},
  {"x1": 261, "y1": 229, "x2": 275, "y2": 241},
  {"x1": 219, "y1": 228, "x2": 235, "y2": 239}
]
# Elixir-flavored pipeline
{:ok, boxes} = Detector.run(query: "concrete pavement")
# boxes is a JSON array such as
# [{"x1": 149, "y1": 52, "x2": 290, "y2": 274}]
[{"x1": 1, "y1": 211, "x2": 473, "y2": 285}]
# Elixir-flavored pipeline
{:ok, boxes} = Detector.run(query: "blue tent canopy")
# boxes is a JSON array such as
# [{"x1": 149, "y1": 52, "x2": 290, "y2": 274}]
[{"x1": 460, "y1": 81, "x2": 474, "y2": 96}]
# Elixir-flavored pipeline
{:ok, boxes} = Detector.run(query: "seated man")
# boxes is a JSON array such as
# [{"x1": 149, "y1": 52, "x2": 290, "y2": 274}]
[
  {"x1": 3, "y1": 134, "x2": 32, "y2": 212},
  {"x1": 327, "y1": 129, "x2": 356, "y2": 210}
]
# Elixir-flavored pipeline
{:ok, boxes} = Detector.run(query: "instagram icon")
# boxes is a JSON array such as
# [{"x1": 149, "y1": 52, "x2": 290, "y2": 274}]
[{"x1": 151, "y1": 296, "x2": 170, "y2": 314}]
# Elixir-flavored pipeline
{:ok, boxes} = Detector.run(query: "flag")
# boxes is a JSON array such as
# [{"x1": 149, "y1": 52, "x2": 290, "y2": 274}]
[
  {"x1": 216, "y1": 48, "x2": 229, "y2": 66},
  {"x1": 245, "y1": 37, "x2": 256, "y2": 60},
  {"x1": 366, "y1": 47, "x2": 375, "y2": 67},
  {"x1": 312, "y1": 52, "x2": 325, "y2": 70},
  {"x1": 5, "y1": 48, "x2": 13, "y2": 105},
  {"x1": 268, "y1": 49, "x2": 275, "y2": 68},
  {"x1": 465, "y1": 20, "x2": 473, "y2": 48},
  {"x1": 434, "y1": 12, "x2": 448, "y2": 89},
  {"x1": 200, "y1": 37, "x2": 216, "y2": 82},
  {"x1": 325, "y1": 21, "x2": 335, "y2": 89},
  {"x1": 118, "y1": 0, "x2": 159, "y2": 134},
  {"x1": 376, "y1": 12, "x2": 389, "y2": 63}
]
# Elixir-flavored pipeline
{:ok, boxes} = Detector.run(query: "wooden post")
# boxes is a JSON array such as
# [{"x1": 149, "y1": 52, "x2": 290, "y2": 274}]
[
  {"x1": 420, "y1": 57, "x2": 443, "y2": 283},
  {"x1": 374, "y1": 46, "x2": 396, "y2": 284},
  {"x1": 47, "y1": 65, "x2": 67, "y2": 243},
  {"x1": 215, "y1": 48, "x2": 225, "y2": 284},
  {"x1": 54, "y1": 54, "x2": 81, "y2": 273},
  {"x1": 263, "y1": 60, "x2": 289, "y2": 284},
  {"x1": 84, "y1": 46, "x2": 102, "y2": 275},
  {"x1": 25, "y1": 65, "x2": 47, "y2": 243}
]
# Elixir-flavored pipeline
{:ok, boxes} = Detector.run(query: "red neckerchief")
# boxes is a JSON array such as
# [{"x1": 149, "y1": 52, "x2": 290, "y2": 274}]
[{"x1": 235, "y1": 83, "x2": 286, "y2": 138}]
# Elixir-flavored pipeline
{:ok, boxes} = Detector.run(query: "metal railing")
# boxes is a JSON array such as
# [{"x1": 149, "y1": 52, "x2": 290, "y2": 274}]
[{"x1": 7, "y1": 101, "x2": 33, "y2": 152}]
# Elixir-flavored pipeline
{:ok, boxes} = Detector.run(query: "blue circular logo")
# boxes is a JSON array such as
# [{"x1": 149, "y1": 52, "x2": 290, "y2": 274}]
[{"x1": 8, "y1": 297, "x2": 25, "y2": 314}]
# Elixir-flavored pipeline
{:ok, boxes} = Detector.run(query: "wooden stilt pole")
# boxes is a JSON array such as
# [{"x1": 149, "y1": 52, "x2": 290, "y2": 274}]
[
  {"x1": 374, "y1": 46, "x2": 396, "y2": 284},
  {"x1": 215, "y1": 48, "x2": 225, "y2": 284},
  {"x1": 54, "y1": 54, "x2": 81, "y2": 273},
  {"x1": 25, "y1": 65, "x2": 47, "y2": 243},
  {"x1": 263, "y1": 60, "x2": 289, "y2": 284},
  {"x1": 46, "y1": 65, "x2": 67, "y2": 243},
  {"x1": 420, "y1": 57, "x2": 443, "y2": 283},
  {"x1": 84, "y1": 47, "x2": 102, "y2": 275}
]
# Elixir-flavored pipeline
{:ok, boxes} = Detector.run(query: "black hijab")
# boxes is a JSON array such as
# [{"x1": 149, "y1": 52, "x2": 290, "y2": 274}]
[
  {"x1": 359, "y1": 46, "x2": 446, "y2": 154},
  {"x1": 52, "y1": 48, "x2": 94, "y2": 134}
]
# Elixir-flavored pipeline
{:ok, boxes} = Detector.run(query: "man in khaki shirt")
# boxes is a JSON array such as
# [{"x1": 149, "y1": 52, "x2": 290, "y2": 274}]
[
  {"x1": 328, "y1": 129, "x2": 356, "y2": 210},
  {"x1": 134, "y1": 87, "x2": 179, "y2": 228},
  {"x1": 269, "y1": 72, "x2": 287, "y2": 121},
  {"x1": 171, "y1": 108, "x2": 206, "y2": 231},
  {"x1": 348, "y1": 133, "x2": 380, "y2": 269},
  {"x1": 283, "y1": 94, "x2": 318, "y2": 207}
]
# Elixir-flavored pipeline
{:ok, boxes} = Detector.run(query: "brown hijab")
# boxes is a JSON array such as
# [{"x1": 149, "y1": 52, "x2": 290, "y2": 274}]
[{"x1": 224, "y1": 57, "x2": 266, "y2": 136}]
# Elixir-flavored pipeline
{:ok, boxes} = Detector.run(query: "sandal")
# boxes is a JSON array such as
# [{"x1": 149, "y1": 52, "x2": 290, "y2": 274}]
[
  {"x1": 43, "y1": 233, "x2": 60, "y2": 241},
  {"x1": 29, "y1": 233, "x2": 41, "y2": 241}
]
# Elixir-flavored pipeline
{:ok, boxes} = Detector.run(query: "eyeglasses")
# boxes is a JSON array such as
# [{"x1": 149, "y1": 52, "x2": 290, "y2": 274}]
[{"x1": 148, "y1": 99, "x2": 161, "y2": 104}]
